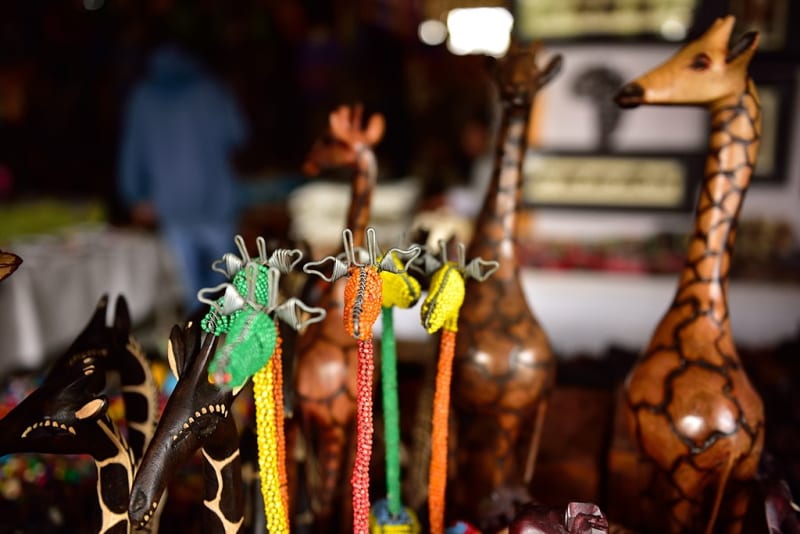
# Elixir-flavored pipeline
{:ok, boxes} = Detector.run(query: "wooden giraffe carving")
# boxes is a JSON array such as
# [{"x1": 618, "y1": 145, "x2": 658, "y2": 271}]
[
  {"x1": 615, "y1": 15, "x2": 765, "y2": 533},
  {"x1": 129, "y1": 321, "x2": 244, "y2": 533},
  {"x1": 294, "y1": 104, "x2": 384, "y2": 530},
  {"x1": 0, "y1": 295, "x2": 158, "y2": 534},
  {"x1": 451, "y1": 42, "x2": 561, "y2": 529}
]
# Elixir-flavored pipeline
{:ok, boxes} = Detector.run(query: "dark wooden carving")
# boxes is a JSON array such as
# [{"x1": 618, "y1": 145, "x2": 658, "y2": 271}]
[{"x1": 0, "y1": 295, "x2": 156, "y2": 534}]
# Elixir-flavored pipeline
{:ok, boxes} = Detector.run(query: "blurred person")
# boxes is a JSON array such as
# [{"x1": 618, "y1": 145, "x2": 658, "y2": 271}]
[{"x1": 118, "y1": 39, "x2": 248, "y2": 314}]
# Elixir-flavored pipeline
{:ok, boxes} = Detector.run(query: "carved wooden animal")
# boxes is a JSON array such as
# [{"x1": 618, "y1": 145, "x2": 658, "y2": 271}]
[
  {"x1": 0, "y1": 295, "x2": 157, "y2": 534},
  {"x1": 451, "y1": 42, "x2": 561, "y2": 529},
  {"x1": 294, "y1": 104, "x2": 384, "y2": 531},
  {"x1": 129, "y1": 322, "x2": 244, "y2": 533},
  {"x1": 615, "y1": 15, "x2": 765, "y2": 533},
  {"x1": 0, "y1": 249, "x2": 22, "y2": 282}
]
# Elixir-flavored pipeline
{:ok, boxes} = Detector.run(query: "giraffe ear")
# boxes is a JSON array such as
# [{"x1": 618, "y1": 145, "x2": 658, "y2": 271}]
[
  {"x1": 75, "y1": 397, "x2": 108, "y2": 421},
  {"x1": 726, "y1": 31, "x2": 759, "y2": 64},
  {"x1": 539, "y1": 54, "x2": 563, "y2": 87},
  {"x1": 167, "y1": 324, "x2": 190, "y2": 380},
  {"x1": 365, "y1": 113, "x2": 385, "y2": 146}
]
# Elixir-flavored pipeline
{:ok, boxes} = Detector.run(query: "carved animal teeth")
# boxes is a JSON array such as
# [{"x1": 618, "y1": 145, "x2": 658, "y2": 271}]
[
  {"x1": 201, "y1": 407, "x2": 207, "y2": 415},
  {"x1": 44, "y1": 420, "x2": 52, "y2": 426},
  {"x1": 68, "y1": 426, "x2": 76, "y2": 435},
  {"x1": 21, "y1": 427, "x2": 31, "y2": 438},
  {"x1": 183, "y1": 423, "x2": 189, "y2": 429},
  {"x1": 60, "y1": 424, "x2": 67, "y2": 430},
  {"x1": 195, "y1": 411, "x2": 201, "y2": 418},
  {"x1": 188, "y1": 417, "x2": 195, "y2": 424}
]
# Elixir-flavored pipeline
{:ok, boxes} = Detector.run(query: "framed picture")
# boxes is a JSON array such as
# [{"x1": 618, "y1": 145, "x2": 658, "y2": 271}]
[
  {"x1": 521, "y1": 44, "x2": 708, "y2": 211},
  {"x1": 514, "y1": 0, "x2": 700, "y2": 42}
]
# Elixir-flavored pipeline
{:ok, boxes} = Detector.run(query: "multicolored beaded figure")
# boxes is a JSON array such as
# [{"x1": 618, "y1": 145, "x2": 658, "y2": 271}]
[
  {"x1": 369, "y1": 248, "x2": 423, "y2": 533},
  {"x1": 198, "y1": 235, "x2": 325, "y2": 534},
  {"x1": 418, "y1": 241, "x2": 499, "y2": 534},
  {"x1": 303, "y1": 227, "x2": 419, "y2": 534}
]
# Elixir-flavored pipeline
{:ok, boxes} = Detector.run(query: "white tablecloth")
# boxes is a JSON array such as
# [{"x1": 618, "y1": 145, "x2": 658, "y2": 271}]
[{"x1": 0, "y1": 227, "x2": 181, "y2": 375}]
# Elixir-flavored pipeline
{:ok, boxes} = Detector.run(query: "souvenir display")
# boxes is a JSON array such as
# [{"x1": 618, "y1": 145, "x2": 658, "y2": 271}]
[
  {"x1": 451, "y1": 41, "x2": 561, "y2": 529},
  {"x1": 615, "y1": 15, "x2": 765, "y2": 532},
  {"x1": 294, "y1": 104, "x2": 385, "y2": 530}
]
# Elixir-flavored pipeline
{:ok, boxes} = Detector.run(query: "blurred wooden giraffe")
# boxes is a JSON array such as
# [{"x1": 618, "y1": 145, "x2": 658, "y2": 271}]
[
  {"x1": 0, "y1": 295, "x2": 158, "y2": 533},
  {"x1": 451, "y1": 42, "x2": 561, "y2": 529},
  {"x1": 615, "y1": 15, "x2": 764, "y2": 533},
  {"x1": 294, "y1": 104, "x2": 385, "y2": 531}
]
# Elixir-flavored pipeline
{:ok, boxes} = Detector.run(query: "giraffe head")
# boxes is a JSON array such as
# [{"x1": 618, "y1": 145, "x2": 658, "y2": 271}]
[
  {"x1": 494, "y1": 40, "x2": 562, "y2": 108},
  {"x1": 302, "y1": 103, "x2": 385, "y2": 175},
  {"x1": 615, "y1": 16, "x2": 759, "y2": 109},
  {"x1": 129, "y1": 321, "x2": 236, "y2": 528},
  {"x1": 303, "y1": 227, "x2": 419, "y2": 339},
  {"x1": 0, "y1": 295, "x2": 130, "y2": 457}
]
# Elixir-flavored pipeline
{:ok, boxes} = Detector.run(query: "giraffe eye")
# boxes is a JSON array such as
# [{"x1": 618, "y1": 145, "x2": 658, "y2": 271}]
[{"x1": 690, "y1": 53, "x2": 711, "y2": 71}]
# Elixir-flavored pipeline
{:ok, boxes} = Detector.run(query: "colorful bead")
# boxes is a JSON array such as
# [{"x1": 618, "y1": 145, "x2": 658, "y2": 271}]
[
  {"x1": 420, "y1": 263, "x2": 465, "y2": 334},
  {"x1": 429, "y1": 329, "x2": 456, "y2": 534},
  {"x1": 352, "y1": 338, "x2": 376, "y2": 534},
  {"x1": 344, "y1": 267, "x2": 383, "y2": 341},
  {"x1": 253, "y1": 336, "x2": 288, "y2": 534}
]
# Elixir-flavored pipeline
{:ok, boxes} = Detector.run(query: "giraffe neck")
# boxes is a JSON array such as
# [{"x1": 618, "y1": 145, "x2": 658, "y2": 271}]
[
  {"x1": 673, "y1": 78, "x2": 760, "y2": 321},
  {"x1": 468, "y1": 105, "x2": 529, "y2": 277},
  {"x1": 94, "y1": 416, "x2": 135, "y2": 534},
  {"x1": 346, "y1": 148, "x2": 377, "y2": 248},
  {"x1": 201, "y1": 447, "x2": 245, "y2": 533},
  {"x1": 119, "y1": 335, "x2": 157, "y2": 463}
]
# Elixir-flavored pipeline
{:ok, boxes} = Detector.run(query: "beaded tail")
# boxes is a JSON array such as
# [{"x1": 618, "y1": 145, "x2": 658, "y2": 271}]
[
  {"x1": 353, "y1": 338, "x2": 376, "y2": 534},
  {"x1": 380, "y1": 307, "x2": 403, "y2": 516},
  {"x1": 254, "y1": 336, "x2": 289, "y2": 533},
  {"x1": 429, "y1": 328, "x2": 456, "y2": 534}
]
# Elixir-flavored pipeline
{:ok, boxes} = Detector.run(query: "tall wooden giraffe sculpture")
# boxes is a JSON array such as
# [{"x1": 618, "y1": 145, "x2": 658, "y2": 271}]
[
  {"x1": 615, "y1": 15, "x2": 764, "y2": 533},
  {"x1": 129, "y1": 321, "x2": 245, "y2": 533},
  {"x1": 294, "y1": 104, "x2": 385, "y2": 530},
  {"x1": 451, "y1": 42, "x2": 561, "y2": 529},
  {"x1": 0, "y1": 295, "x2": 158, "y2": 534}
]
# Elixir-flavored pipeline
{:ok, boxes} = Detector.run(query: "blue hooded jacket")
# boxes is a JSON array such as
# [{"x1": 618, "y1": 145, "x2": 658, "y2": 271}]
[{"x1": 118, "y1": 44, "x2": 247, "y2": 225}]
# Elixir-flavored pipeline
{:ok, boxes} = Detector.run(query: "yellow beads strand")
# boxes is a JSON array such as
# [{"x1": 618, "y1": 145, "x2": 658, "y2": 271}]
[{"x1": 253, "y1": 338, "x2": 288, "y2": 534}]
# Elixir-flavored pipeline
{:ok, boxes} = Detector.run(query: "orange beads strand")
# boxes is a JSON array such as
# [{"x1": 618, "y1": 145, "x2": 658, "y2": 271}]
[
  {"x1": 429, "y1": 329, "x2": 456, "y2": 534},
  {"x1": 270, "y1": 336, "x2": 290, "y2": 523},
  {"x1": 353, "y1": 338, "x2": 376, "y2": 534}
]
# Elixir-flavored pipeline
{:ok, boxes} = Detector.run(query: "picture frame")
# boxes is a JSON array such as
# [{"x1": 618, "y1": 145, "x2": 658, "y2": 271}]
[{"x1": 521, "y1": 44, "x2": 709, "y2": 211}]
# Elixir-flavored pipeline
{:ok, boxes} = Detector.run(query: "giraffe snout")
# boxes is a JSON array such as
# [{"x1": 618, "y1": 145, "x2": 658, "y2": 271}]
[{"x1": 615, "y1": 82, "x2": 644, "y2": 108}]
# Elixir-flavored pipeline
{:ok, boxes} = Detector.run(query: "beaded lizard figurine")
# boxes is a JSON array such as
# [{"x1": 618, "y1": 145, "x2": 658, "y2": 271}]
[
  {"x1": 199, "y1": 235, "x2": 325, "y2": 533},
  {"x1": 418, "y1": 242, "x2": 499, "y2": 534},
  {"x1": 303, "y1": 228, "x2": 419, "y2": 534},
  {"x1": 369, "y1": 248, "x2": 424, "y2": 533}
]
